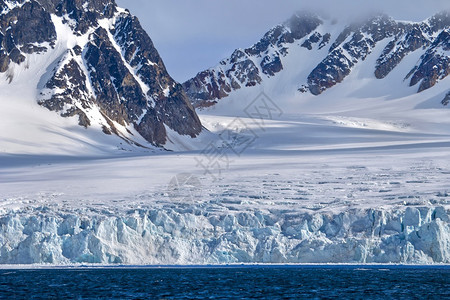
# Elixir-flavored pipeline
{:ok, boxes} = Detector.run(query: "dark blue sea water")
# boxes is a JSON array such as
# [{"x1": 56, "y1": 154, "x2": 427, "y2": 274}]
[{"x1": 0, "y1": 265, "x2": 449, "y2": 299}]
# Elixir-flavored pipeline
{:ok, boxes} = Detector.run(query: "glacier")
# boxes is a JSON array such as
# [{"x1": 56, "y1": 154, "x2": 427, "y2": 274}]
[
  {"x1": 1, "y1": 112, "x2": 450, "y2": 265},
  {"x1": 0, "y1": 206, "x2": 449, "y2": 265}
]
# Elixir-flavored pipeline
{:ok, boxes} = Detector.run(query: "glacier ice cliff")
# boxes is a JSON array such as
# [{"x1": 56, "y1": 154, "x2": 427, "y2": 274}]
[{"x1": 0, "y1": 206, "x2": 449, "y2": 265}]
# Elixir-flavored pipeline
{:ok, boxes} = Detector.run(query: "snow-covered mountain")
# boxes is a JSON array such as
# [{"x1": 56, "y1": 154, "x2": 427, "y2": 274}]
[
  {"x1": 183, "y1": 11, "x2": 450, "y2": 108},
  {"x1": 0, "y1": 0, "x2": 202, "y2": 153},
  {"x1": 1, "y1": 3, "x2": 449, "y2": 266}
]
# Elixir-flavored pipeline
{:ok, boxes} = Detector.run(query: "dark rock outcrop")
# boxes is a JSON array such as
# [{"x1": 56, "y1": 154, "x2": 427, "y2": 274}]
[
  {"x1": 375, "y1": 24, "x2": 430, "y2": 79},
  {"x1": 442, "y1": 91, "x2": 450, "y2": 106},
  {"x1": 407, "y1": 30, "x2": 450, "y2": 92},
  {"x1": 308, "y1": 14, "x2": 399, "y2": 95},
  {"x1": 39, "y1": 57, "x2": 92, "y2": 127},
  {"x1": 112, "y1": 12, "x2": 202, "y2": 142},
  {"x1": 84, "y1": 27, "x2": 147, "y2": 126},
  {"x1": 304, "y1": 11, "x2": 450, "y2": 95},
  {"x1": 376, "y1": 12, "x2": 450, "y2": 82},
  {"x1": 0, "y1": 0, "x2": 56, "y2": 70}
]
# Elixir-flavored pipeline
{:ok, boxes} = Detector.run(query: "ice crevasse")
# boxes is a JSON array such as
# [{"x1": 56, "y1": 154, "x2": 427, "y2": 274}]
[{"x1": 0, "y1": 206, "x2": 449, "y2": 265}]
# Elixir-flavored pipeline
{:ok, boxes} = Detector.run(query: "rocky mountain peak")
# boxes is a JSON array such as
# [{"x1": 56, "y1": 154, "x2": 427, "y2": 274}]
[{"x1": 1, "y1": 0, "x2": 202, "y2": 148}]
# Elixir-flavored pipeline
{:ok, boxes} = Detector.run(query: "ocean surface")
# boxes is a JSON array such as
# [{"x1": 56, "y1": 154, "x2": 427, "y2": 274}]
[{"x1": 0, "y1": 265, "x2": 449, "y2": 299}]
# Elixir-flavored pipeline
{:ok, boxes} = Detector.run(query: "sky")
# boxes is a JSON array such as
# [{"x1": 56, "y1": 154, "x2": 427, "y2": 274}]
[{"x1": 116, "y1": 0, "x2": 450, "y2": 83}]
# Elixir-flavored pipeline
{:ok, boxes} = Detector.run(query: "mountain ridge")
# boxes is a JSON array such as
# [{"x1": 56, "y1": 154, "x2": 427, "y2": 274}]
[
  {"x1": 183, "y1": 11, "x2": 450, "y2": 108},
  {"x1": 0, "y1": 0, "x2": 202, "y2": 151}
]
